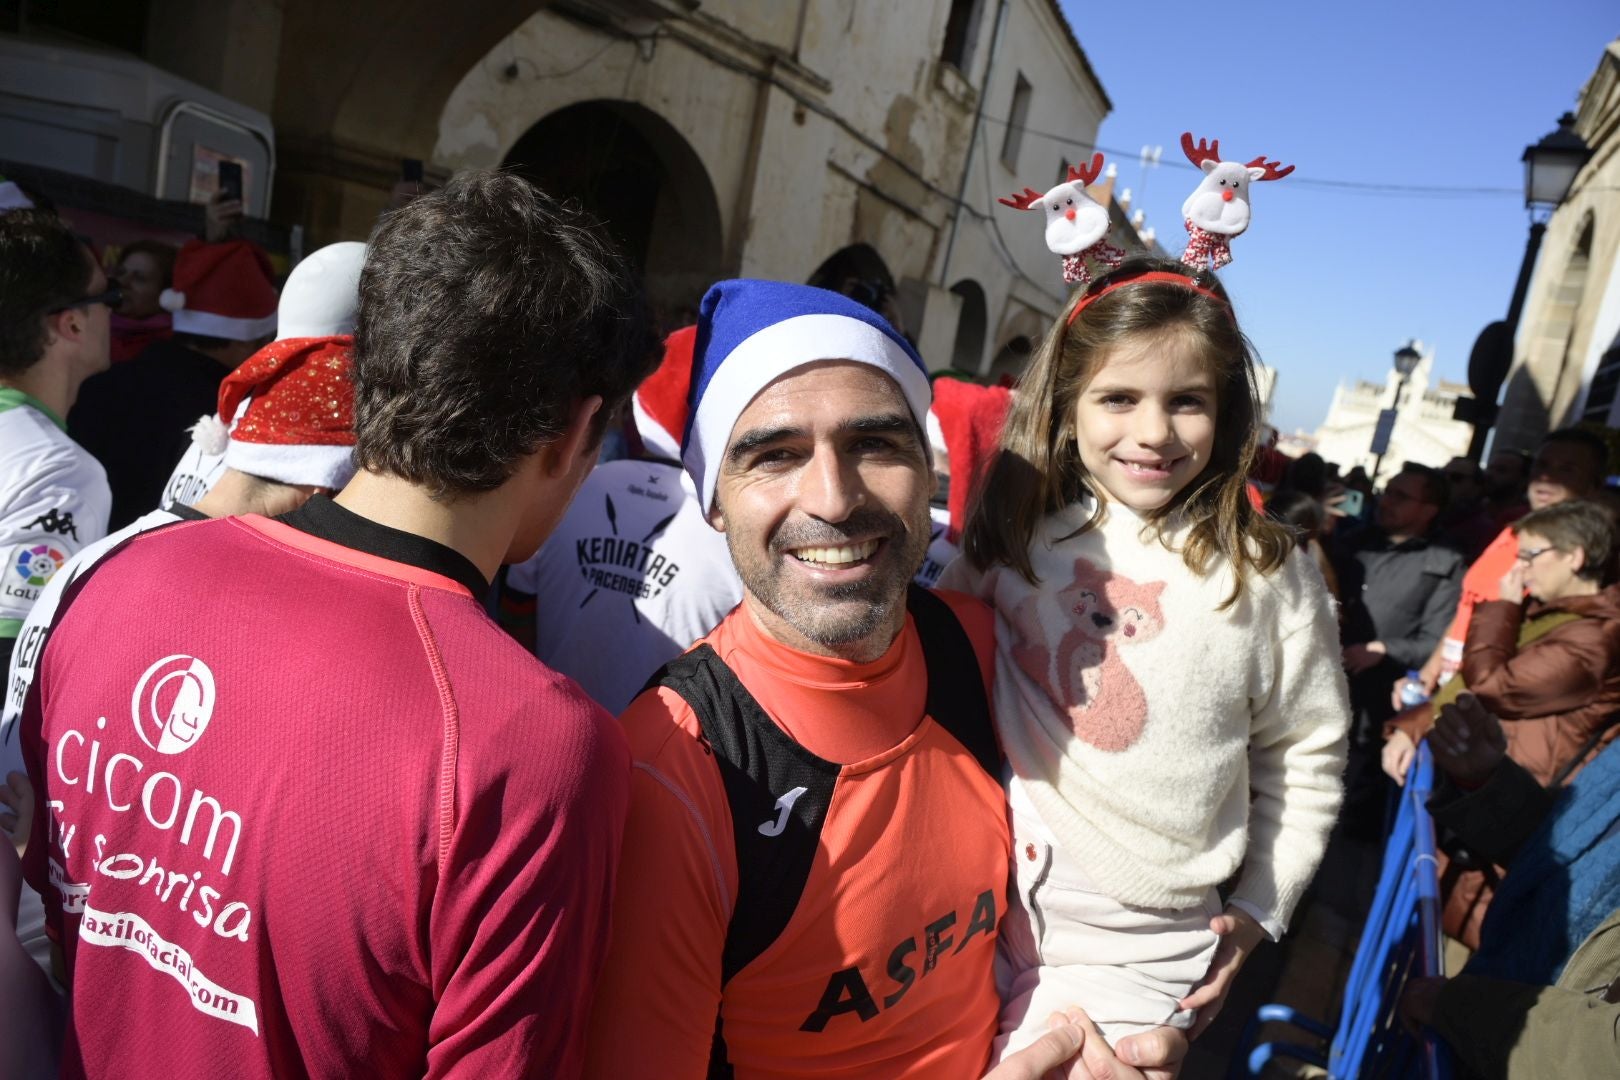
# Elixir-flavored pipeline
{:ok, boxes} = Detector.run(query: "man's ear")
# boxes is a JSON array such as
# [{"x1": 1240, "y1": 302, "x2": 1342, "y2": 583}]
[
  {"x1": 1571, "y1": 545, "x2": 1588, "y2": 576},
  {"x1": 706, "y1": 494, "x2": 726, "y2": 534},
  {"x1": 541, "y1": 394, "x2": 604, "y2": 479},
  {"x1": 46, "y1": 308, "x2": 85, "y2": 347}
]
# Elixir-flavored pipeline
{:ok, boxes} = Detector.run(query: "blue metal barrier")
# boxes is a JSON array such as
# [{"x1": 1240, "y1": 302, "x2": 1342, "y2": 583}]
[{"x1": 1231, "y1": 743, "x2": 1451, "y2": 1079}]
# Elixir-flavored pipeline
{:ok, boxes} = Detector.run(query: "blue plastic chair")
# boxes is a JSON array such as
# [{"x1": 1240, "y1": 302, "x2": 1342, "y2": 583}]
[{"x1": 1231, "y1": 743, "x2": 1450, "y2": 1078}]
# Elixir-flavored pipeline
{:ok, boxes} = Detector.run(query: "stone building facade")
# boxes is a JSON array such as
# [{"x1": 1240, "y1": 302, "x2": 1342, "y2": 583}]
[
  {"x1": 1494, "y1": 38, "x2": 1620, "y2": 452},
  {"x1": 433, "y1": 0, "x2": 1122, "y2": 374},
  {"x1": 5, "y1": 0, "x2": 1152, "y2": 378},
  {"x1": 1313, "y1": 346, "x2": 1473, "y2": 484}
]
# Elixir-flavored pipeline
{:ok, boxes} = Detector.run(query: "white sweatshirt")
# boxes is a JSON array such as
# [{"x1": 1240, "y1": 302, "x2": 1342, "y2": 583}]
[{"x1": 942, "y1": 496, "x2": 1349, "y2": 930}]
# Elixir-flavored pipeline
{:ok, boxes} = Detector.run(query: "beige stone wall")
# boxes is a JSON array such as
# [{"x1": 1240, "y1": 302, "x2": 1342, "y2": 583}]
[
  {"x1": 1495, "y1": 40, "x2": 1620, "y2": 452},
  {"x1": 433, "y1": 0, "x2": 1111, "y2": 371}
]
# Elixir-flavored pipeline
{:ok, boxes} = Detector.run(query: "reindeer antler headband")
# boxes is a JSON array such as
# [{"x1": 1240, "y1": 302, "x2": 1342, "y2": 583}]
[
  {"x1": 1177, "y1": 133, "x2": 1293, "y2": 271},
  {"x1": 997, "y1": 151, "x2": 1125, "y2": 287}
]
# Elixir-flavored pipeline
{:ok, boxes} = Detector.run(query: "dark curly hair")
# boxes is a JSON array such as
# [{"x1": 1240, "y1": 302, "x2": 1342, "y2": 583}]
[{"x1": 352, "y1": 170, "x2": 657, "y2": 497}]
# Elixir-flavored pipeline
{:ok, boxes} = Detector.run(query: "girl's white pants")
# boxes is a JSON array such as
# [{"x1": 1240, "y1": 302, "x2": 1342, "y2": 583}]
[{"x1": 993, "y1": 773, "x2": 1221, "y2": 1059}]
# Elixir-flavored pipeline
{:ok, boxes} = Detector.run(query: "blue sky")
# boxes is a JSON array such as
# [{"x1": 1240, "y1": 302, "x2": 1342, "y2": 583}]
[{"x1": 1055, "y1": 0, "x2": 1617, "y2": 434}]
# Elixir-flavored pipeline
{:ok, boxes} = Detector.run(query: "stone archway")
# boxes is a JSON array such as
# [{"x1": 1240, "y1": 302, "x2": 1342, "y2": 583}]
[
  {"x1": 268, "y1": 0, "x2": 565, "y2": 242},
  {"x1": 948, "y1": 279, "x2": 987, "y2": 374},
  {"x1": 503, "y1": 100, "x2": 725, "y2": 322},
  {"x1": 806, "y1": 243, "x2": 908, "y2": 335}
]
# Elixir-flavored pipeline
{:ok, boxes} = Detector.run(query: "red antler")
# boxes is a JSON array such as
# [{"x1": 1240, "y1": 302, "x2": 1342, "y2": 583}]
[
  {"x1": 1066, "y1": 152, "x2": 1105, "y2": 186},
  {"x1": 1245, "y1": 155, "x2": 1295, "y2": 181},
  {"x1": 997, "y1": 187, "x2": 1044, "y2": 211},
  {"x1": 1180, "y1": 132, "x2": 1221, "y2": 169}
]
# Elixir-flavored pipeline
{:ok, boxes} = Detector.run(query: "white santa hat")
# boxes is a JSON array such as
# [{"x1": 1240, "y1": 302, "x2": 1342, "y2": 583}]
[
  {"x1": 159, "y1": 239, "x2": 279, "y2": 340},
  {"x1": 273, "y1": 241, "x2": 366, "y2": 340}
]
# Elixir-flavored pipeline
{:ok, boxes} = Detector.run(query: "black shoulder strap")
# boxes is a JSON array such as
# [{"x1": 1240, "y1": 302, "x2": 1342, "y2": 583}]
[
  {"x1": 652, "y1": 646, "x2": 841, "y2": 988},
  {"x1": 907, "y1": 585, "x2": 999, "y2": 777},
  {"x1": 653, "y1": 594, "x2": 996, "y2": 1076}
]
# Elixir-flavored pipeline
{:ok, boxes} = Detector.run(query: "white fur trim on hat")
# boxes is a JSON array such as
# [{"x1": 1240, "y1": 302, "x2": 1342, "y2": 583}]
[
  {"x1": 632, "y1": 395, "x2": 682, "y2": 463},
  {"x1": 683, "y1": 312, "x2": 933, "y2": 512},
  {"x1": 223, "y1": 441, "x2": 357, "y2": 490},
  {"x1": 189, "y1": 413, "x2": 230, "y2": 456},
  {"x1": 172, "y1": 308, "x2": 278, "y2": 341},
  {"x1": 925, "y1": 409, "x2": 947, "y2": 459},
  {"x1": 159, "y1": 288, "x2": 186, "y2": 313}
]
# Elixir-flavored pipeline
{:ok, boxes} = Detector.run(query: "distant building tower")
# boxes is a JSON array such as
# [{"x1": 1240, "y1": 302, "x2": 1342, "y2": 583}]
[{"x1": 1311, "y1": 343, "x2": 1474, "y2": 485}]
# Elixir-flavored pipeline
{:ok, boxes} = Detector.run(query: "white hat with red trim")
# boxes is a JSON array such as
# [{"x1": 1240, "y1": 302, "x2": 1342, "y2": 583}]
[{"x1": 159, "y1": 239, "x2": 279, "y2": 341}]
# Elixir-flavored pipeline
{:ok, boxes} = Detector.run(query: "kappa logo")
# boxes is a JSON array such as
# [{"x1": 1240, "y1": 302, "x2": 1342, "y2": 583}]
[
  {"x1": 131, "y1": 655, "x2": 217, "y2": 755},
  {"x1": 25, "y1": 507, "x2": 79, "y2": 541}
]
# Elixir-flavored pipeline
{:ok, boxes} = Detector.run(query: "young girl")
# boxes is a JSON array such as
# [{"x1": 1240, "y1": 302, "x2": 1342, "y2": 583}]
[{"x1": 941, "y1": 256, "x2": 1350, "y2": 1055}]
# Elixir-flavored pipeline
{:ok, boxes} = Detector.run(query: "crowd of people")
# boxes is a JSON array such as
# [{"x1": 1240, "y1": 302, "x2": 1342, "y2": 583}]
[{"x1": 0, "y1": 166, "x2": 1615, "y2": 1079}]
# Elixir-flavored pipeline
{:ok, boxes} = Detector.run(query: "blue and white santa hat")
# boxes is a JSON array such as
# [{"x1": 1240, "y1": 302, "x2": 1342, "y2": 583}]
[{"x1": 683, "y1": 278, "x2": 932, "y2": 511}]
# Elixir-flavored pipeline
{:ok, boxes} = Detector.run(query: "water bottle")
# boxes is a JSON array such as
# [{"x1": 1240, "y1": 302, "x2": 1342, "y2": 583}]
[{"x1": 1398, "y1": 669, "x2": 1429, "y2": 709}]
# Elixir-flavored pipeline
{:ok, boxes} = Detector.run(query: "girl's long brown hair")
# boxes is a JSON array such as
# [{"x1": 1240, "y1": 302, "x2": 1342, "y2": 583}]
[{"x1": 961, "y1": 256, "x2": 1290, "y2": 606}]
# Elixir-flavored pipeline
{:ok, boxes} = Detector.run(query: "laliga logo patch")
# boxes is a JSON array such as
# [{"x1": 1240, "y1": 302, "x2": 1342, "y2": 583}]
[
  {"x1": 131, "y1": 655, "x2": 217, "y2": 754},
  {"x1": 14, "y1": 544, "x2": 65, "y2": 586}
]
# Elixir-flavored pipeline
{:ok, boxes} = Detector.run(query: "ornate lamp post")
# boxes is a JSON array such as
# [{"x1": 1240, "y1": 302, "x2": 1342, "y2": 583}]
[
  {"x1": 1462, "y1": 113, "x2": 1593, "y2": 458},
  {"x1": 1371, "y1": 341, "x2": 1424, "y2": 483}
]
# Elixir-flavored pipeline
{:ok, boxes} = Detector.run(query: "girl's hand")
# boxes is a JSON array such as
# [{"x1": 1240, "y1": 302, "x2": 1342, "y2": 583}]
[
  {"x1": 1179, "y1": 907, "x2": 1266, "y2": 1040},
  {"x1": 1498, "y1": 563, "x2": 1527, "y2": 602},
  {"x1": 1381, "y1": 731, "x2": 1417, "y2": 785},
  {"x1": 980, "y1": 1008, "x2": 1189, "y2": 1080}
]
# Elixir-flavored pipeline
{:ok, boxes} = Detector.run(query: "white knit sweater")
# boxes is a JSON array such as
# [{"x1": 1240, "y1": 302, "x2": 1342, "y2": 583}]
[{"x1": 942, "y1": 496, "x2": 1349, "y2": 929}]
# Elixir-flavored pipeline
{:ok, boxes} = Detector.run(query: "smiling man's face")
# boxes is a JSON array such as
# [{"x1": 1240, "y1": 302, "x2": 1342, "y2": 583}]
[{"x1": 710, "y1": 360, "x2": 931, "y2": 660}]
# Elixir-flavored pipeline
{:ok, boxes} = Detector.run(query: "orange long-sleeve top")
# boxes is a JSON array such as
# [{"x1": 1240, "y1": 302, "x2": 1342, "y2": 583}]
[{"x1": 583, "y1": 590, "x2": 1008, "y2": 1079}]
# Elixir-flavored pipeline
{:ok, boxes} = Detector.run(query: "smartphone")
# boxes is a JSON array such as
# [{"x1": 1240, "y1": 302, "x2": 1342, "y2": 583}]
[
  {"x1": 1339, "y1": 488, "x2": 1365, "y2": 518},
  {"x1": 217, "y1": 160, "x2": 244, "y2": 203},
  {"x1": 401, "y1": 158, "x2": 424, "y2": 183}
]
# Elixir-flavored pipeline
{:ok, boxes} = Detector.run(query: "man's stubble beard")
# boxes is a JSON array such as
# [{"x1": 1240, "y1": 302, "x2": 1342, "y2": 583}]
[{"x1": 724, "y1": 503, "x2": 931, "y2": 649}]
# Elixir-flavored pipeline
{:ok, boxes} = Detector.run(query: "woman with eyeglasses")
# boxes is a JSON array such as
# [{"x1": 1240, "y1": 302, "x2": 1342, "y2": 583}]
[{"x1": 1386, "y1": 498, "x2": 1620, "y2": 950}]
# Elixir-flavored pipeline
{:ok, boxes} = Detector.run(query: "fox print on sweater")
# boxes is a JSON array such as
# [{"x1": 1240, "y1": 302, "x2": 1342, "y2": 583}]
[
  {"x1": 943, "y1": 495, "x2": 1350, "y2": 930},
  {"x1": 1011, "y1": 562, "x2": 1165, "y2": 752}
]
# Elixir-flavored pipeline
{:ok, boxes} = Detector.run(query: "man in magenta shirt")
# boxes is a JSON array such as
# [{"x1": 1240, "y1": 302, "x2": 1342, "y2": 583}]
[{"x1": 19, "y1": 172, "x2": 657, "y2": 1078}]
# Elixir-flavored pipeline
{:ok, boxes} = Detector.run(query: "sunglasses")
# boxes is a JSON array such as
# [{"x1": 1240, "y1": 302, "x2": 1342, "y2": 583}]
[{"x1": 48, "y1": 285, "x2": 123, "y2": 315}]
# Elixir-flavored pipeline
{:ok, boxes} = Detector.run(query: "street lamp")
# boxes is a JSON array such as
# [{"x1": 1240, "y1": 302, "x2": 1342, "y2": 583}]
[
  {"x1": 1461, "y1": 113, "x2": 1594, "y2": 458},
  {"x1": 1371, "y1": 341, "x2": 1424, "y2": 483}
]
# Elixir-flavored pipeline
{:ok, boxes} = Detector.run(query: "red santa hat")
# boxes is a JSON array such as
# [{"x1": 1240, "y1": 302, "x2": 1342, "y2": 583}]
[
  {"x1": 192, "y1": 336, "x2": 357, "y2": 489},
  {"x1": 929, "y1": 377, "x2": 1012, "y2": 542},
  {"x1": 160, "y1": 239, "x2": 278, "y2": 341},
  {"x1": 631, "y1": 325, "x2": 697, "y2": 463}
]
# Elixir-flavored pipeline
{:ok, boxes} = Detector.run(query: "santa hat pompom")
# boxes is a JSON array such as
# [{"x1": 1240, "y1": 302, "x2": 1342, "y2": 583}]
[
  {"x1": 189, "y1": 413, "x2": 230, "y2": 456},
  {"x1": 159, "y1": 288, "x2": 187, "y2": 313}
]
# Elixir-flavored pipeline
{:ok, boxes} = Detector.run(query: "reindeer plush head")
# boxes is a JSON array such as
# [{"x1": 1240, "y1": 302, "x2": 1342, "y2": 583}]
[
  {"x1": 999, "y1": 152, "x2": 1122, "y2": 285},
  {"x1": 1178, "y1": 133, "x2": 1292, "y2": 270}
]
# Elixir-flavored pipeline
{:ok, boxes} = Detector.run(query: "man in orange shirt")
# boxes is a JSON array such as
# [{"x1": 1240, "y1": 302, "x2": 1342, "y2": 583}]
[{"x1": 583, "y1": 280, "x2": 1186, "y2": 1079}]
